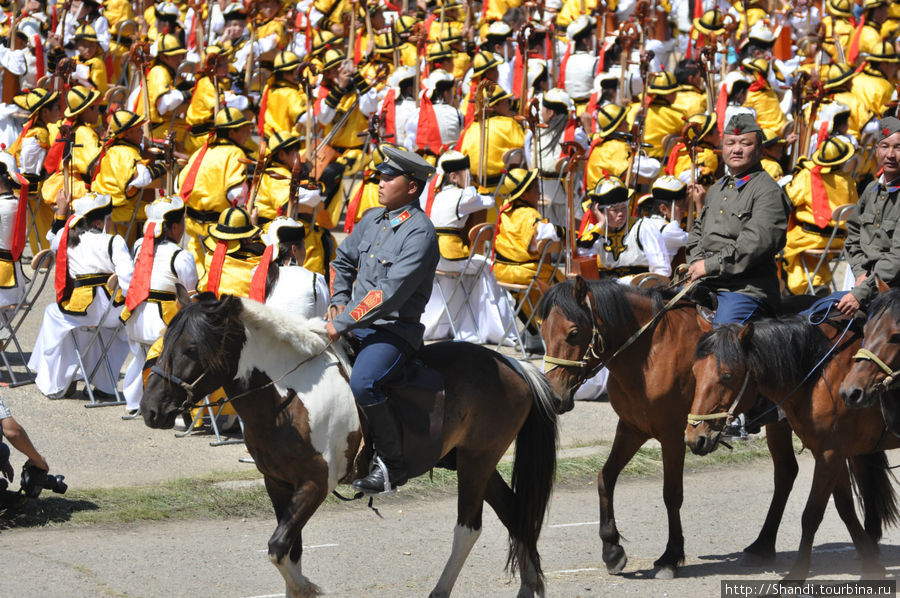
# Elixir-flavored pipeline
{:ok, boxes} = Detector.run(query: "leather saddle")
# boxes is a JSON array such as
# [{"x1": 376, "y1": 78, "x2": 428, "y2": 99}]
[{"x1": 341, "y1": 338, "x2": 446, "y2": 481}]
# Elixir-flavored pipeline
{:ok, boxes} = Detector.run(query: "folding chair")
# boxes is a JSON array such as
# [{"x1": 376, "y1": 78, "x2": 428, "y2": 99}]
[
  {"x1": 68, "y1": 274, "x2": 127, "y2": 407},
  {"x1": 799, "y1": 204, "x2": 856, "y2": 294},
  {"x1": 175, "y1": 394, "x2": 245, "y2": 447},
  {"x1": 0, "y1": 249, "x2": 55, "y2": 386},
  {"x1": 432, "y1": 223, "x2": 495, "y2": 340},
  {"x1": 495, "y1": 239, "x2": 561, "y2": 357}
]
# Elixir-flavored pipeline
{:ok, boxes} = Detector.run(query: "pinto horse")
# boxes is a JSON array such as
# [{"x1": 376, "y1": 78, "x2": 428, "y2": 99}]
[
  {"x1": 840, "y1": 287, "x2": 900, "y2": 435},
  {"x1": 537, "y1": 278, "x2": 798, "y2": 578},
  {"x1": 685, "y1": 316, "x2": 899, "y2": 580},
  {"x1": 141, "y1": 292, "x2": 558, "y2": 598}
]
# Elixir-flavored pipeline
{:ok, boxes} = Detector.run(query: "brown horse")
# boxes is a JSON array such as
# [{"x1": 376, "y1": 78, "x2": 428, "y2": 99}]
[
  {"x1": 840, "y1": 286, "x2": 900, "y2": 436},
  {"x1": 685, "y1": 315, "x2": 899, "y2": 580},
  {"x1": 141, "y1": 292, "x2": 559, "y2": 598},
  {"x1": 537, "y1": 277, "x2": 799, "y2": 578}
]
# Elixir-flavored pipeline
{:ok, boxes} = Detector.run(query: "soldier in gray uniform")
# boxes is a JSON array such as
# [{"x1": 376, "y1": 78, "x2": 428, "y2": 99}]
[
  {"x1": 325, "y1": 146, "x2": 439, "y2": 495},
  {"x1": 686, "y1": 113, "x2": 792, "y2": 324},
  {"x1": 836, "y1": 116, "x2": 900, "y2": 315}
]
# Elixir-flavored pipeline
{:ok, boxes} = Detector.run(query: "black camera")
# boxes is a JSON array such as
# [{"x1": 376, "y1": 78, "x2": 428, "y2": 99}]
[{"x1": 20, "y1": 464, "x2": 67, "y2": 499}]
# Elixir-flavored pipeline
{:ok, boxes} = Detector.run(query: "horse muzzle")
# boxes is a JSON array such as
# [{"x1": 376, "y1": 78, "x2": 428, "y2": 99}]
[
  {"x1": 839, "y1": 383, "x2": 878, "y2": 410},
  {"x1": 685, "y1": 429, "x2": 720, "y2": 456}
]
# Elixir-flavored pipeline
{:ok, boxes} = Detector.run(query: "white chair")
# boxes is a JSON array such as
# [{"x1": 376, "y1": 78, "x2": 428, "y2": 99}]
[{"x1": 0, "y1": 249, "x2": 54, "y2": 386}]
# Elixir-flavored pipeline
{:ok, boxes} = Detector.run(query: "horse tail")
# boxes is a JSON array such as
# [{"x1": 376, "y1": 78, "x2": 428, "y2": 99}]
[
  {"x1": 499, "y1": 355, "x2": 559, "y2": 593},
  {"x1": 849, "y1": 451, "x2": 900, "y2": 542}
]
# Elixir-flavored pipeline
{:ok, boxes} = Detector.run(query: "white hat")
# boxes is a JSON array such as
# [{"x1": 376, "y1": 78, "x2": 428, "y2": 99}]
[
  {"x1": 437, "y1": 150, "x2": 470, "y2": 173},
  {"x1": 262, "y1": 216, "x2": 305, "y2": 246},
  {"x1": 487, "y1": 21, "x2": 512, "y2": 38},
  {"x1": 813, "y1": 102, "x2": 851, "y2": 137},
  {"x1": 424, "y1": 68, "x2": 454, "y2": 96},
  {"x1": 722, "y1": 70, "x2": 753, "y2": 95},
  {"x1": 389, "y1": 65, "x2": 416, "y2": 88},
  {"x1": 144, "y1": 195, "x2": 185, "y2": 237},
  {"x1": 527, "y1": 58, "x2": 547, "y2": 88},
  {"x1": 542, "y1": 87, "x2": 574, "y2": 113},
  {"x1": 747, "y1": 21, "x2": 775, "y2": 44},
  {"x1": 17, "y1": 17, "x2": 41, "y2": 47},
  {"x1": 155, "y1": 1, "x2": 181, "y2": 17},
  {"x1": 70, "y1": 193, "x2": 112, "y2": 227},
  {"x1": 0, "y1": 148, "x2": 18, "y2": 178},
  {"x1": 566, "y1": 15, "x2": 593, "y2": 41}
]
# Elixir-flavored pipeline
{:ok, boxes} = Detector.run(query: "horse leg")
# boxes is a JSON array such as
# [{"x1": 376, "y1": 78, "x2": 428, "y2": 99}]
[
  {"x1": 784, "y1": 453, "x2": 842, "y2": 581},
  {"x1": 599, "y1": 421, "x2": 648, "y2": 575},
  {"x1": 742, "y1": 420, "x2": 798, "y2": 566},
  {"x1": 428, "y1": 452, "x2": 491, "y2": 598},
  {"x1": 653, "y1": 434, "x2": 686, "y2": 579},
  {"x1": 482, "y1": 469, "x2": 543, "y2": 598},
  {"x1": 836, "y1": 459, "x2": 886, "y2": 578},
  {"x1": 264, "y1": 477, "x2": 327, "y2": 598}
]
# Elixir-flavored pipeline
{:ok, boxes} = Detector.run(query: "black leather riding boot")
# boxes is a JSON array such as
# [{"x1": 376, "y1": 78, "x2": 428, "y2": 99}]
[{"x1": 352, "y1": 401, "x2": 408, "y2": 494}]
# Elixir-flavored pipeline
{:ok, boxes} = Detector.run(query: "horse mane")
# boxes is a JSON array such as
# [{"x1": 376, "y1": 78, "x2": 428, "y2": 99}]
[
  {"x1": 868, "y1": 288, "x2": 900, "y2": 324},
  {"x1": 696, "y1": 317, "x2": 831, "y2": 390},
  {"x1": 536, "y1": 279, "x2": 675, "y2": 347},
  {"x1": 162, "y1": 292, "x2": 246, "y2": 373},
  {"x1": 238, "y1": 297, "x2": 330, "y2": 359}
]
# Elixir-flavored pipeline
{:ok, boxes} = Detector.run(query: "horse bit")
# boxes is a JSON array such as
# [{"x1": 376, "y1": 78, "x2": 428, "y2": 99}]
[
  {"x1": 853, "y1": 346, "x2": 900, "y2": 393},
  {"x1": 542, "y1": 291, "x2": 606, "y2": 380}
]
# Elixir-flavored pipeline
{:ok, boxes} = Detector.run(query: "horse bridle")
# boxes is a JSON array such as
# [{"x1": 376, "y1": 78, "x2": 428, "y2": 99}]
[
  {"x1": 150, "y1": 365, "x2": 209, "y2": 411},
  {"x1": 853, "y1": 347, "x2": 900, "y2": 393},
  {"x1": 686, "y1": 369, "x2": 751, "y2": 429},
  {"x1": 543, "y1": 291, "x2": 606, "y2": 379}
]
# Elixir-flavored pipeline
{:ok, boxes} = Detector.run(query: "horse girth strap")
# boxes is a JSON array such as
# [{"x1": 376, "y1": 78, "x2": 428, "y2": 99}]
[{"x1": 853, "y1": 347, "x2": 900, "y2": 390}]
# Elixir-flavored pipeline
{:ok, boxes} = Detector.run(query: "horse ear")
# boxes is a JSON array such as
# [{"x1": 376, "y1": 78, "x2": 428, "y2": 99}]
[
  {"x1": 738, "y1": 323, "x2": 754, "y2": 347},
  {"x1": 876, "y1": 276, "x2": 890, "y2": 295},
  {"x1": 175, "y1": 283, "x2": 195, "y2": 309},
  {"x1": 574, "y1": 275, "x2": 589, "y2": 305}
]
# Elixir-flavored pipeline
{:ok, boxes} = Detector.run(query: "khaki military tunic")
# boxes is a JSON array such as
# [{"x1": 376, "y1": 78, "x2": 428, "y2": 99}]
[{"x1": 845, "y1": 178, "x2": 900, "y2": 305}]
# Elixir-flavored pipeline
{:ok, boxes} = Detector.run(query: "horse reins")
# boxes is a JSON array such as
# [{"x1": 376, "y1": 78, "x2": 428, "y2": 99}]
[
  {"x1": 852, "y1": 347, "x2": 900, "y2": 393},
  {"x1": 543, "y1": 279, "x2": 699, "y2": 384},
  {"x1": 150, "y1": 339, "x2": 335, "y2": 412}
]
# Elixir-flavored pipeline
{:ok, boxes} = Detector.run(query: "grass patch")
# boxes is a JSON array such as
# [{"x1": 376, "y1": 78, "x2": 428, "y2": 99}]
[{"x1": 0, "y1": 439, "x2": 776, "y2": 529}]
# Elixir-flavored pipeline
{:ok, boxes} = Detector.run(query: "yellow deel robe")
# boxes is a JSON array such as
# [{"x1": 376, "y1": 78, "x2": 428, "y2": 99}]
[
  {"x1": 584, "y1": 137, "x2": 631, "y2": 190},
  {"x1": 459, "y1": 115, "x2": 526, "y2": 194},
  {"x1": 184, "y1": 75, "x2": 221, "y2": 153},
  {"x1": 672, "y1": 86, "x2": 707, "y2": 119},
  {"x1": 261, "y1": 81, "x2": 308, "y2": 138},
  {"x1": 91, "y1": 139, "x2": 146, "y2": 227},
  {"x1": 783, "y1": 160, "x2": 859, "y2": 294},
  {"x1": 744, "y1": 82, "x2": 788, "y2": 136},
  {"x1": 850, "y1": 66, "x2": 895, "y2": 119},
  {"x1": 628, "y1": 100, "x2": 684, "y2": 160}
]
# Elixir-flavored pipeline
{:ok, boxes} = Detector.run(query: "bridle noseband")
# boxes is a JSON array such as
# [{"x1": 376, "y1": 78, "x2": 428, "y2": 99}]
[
  {"x1": 687, "y1": 368, "x2": 751, "y2": 429},
  {"x1": 150, "y1": 364, "x2": 208, "y2": 411},
  {"x1": 853, "y1": 347, "x2": 900, "y2": 393},
  {"x1": 543, "y1": 292, "x2": 605, "y2": 378}
]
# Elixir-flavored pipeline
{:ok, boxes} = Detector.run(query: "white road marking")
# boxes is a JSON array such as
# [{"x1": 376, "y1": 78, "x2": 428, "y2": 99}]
[
  {"x1": 550, "y1": 567, "x2": 601, "y2": 574},
  {"x1": 255, "y1": 543, "x2": 339, "y2": 553},
  {"x1": 241, "y1": 594, "x2": 284, "y2": 598},
  {"x1": 549, "y1": 521, "x2": 600, "y2": 528}
]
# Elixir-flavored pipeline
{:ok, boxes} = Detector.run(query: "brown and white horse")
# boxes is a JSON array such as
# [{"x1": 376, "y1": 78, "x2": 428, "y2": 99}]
[
  {"x1": 141, "y1": 292, "x2": 559, "y2": 598},
  {"x1": 537, "y1": 277, "x2": 799, "y2": 578}
]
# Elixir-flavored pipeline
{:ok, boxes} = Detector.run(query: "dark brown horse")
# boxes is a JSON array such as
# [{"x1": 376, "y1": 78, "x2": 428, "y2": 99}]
[
  {"x1": 840, "y1": 286, "x2": 900, "y2": 435},
  {"x1": 537, "y1": 278, "x2": 798, "y2": 578},
  {"x1": 686, "y1": 315, "x2": 899, "y2": 580},
  {"x1": 141, "y1": 292, "x2": 558, "y2": 598}
]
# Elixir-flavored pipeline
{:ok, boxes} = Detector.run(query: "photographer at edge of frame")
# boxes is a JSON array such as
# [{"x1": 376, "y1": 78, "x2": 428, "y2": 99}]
[{"x1": 0, "y1": 395, "x2": 50, "y2": 485}]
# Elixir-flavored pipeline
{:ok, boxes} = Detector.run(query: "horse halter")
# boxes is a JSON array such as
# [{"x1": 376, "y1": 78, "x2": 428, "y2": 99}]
[
  {"x1": 852, "y1": 347, "x2": 900, "y2": 393},
  {"x1": 543, "y1": 292, "x2": 605, "y2": 379},
  {"x1": 686, "y1": 368, "x2": 751, "y2": 429},
  {"x1": 150, "y1": 365, "x2": 207, "y2": 410}
]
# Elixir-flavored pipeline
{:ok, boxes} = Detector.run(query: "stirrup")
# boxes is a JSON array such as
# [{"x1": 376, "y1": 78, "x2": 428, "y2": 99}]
[
  {"x1": 722, "y1": 413, "x2": 749, "y2": 440},
  {"x1": 352, "y1": 456, "x2": 398, "y2": 496}
]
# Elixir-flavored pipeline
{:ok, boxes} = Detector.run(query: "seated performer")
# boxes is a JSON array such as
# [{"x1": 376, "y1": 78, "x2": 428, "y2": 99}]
[
  {"x1": 29, "y1": 192, "x2": 133, "y2": 400},
  {"x1": 120, "y1": 195, "x2": 198, "y2": 417},
  {"x1": 493, "y1": 168, "x2": 564, "y2": 353},
  {"x1": 249, "y1": 216, "x2": 329, "y2": 318},
  {"x1": 0, "y1": 149, "x2": 29, "y2": 309}
]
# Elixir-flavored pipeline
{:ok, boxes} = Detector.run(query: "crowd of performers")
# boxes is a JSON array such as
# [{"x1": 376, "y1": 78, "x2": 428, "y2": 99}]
[{"x1": 0, "y1": 0, "x2": 898, "y2": 413}]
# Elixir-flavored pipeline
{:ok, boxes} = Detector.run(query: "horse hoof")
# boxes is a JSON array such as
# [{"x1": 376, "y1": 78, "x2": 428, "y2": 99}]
[
  {"x1": 740, "y1": 550, "x2": 775, "y2": 568},
  {"x1": 605, "y1": 550, "x2": 628, "y2": 575},
  {"x1": 654, "y1": 565, "x2": 677, "y2": 580}
]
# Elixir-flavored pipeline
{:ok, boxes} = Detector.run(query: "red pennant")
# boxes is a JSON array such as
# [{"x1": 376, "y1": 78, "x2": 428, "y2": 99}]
[
  {"x1": 416, "y1": 94, "x2": 442, "y2": 154},
  {"x1": 10, "y1": 174, "x2": 28, "y2": 261},
  {"x1": 578, "y1": 207, "x2": 597, "y2": 237},
  {"x1": 258, "y1": 85, "x2": 270, "y2": 138},
  {"x1": 557, "y1": 43, "x2": 572, "y2": 89},
  {"x1": 512, "y1": 46, "x2": 524, "y2": 100},
  {"x1": 382, "y1": 88, "x2": 397, "y2": 141},
  {"x1": 810, "y1": 165, "x2": 831, "y2": 228},
  {"x1": 206, "y1": 241, "x2": 228, "y2": 296},
  {"x1": 54, "y1": 214, "x2": 77, "y2": 302},
  {"x1": 462, "y1": 86, "x2": 476, "y2": 130},
  {"x1": 585, "y1": 92, "x2": 600, "y2": 134},
  {"x1": 563, "y1": 117, "x2": 576, "y2": 144},
  {"x1": 354, "y1": 31, "x2": 364, "y2": 65},
  {"x1": 126, "y1": 222, "x2": 156, "y2": 311},
  {"x1": 313, "y1": 85, "x2": 329, "y2": 116},
  {"x1": 716, "y1": 83, "x2": 728, "y2": 137},
  {"x1": 748, "y1": 73, "x2": 767, "y2": 92},
  {"x1": 34, "y1": 35, "x2": 45, "y2": 81},
  {"x1": 424, "y1": 175, "x2": 439, "y2": 216},
  {"x1": 9, "y1": 116, "x2": 35, "y2": 157},
  {"x1": 249, "y1": 243, "x2": 274, "y2": 302},
  {"x1": 43, "y1": 118, "x2": 75, "y2": 174},
  {"x1": 815, "y1": 120, "x2": 829, "y2": 150}
]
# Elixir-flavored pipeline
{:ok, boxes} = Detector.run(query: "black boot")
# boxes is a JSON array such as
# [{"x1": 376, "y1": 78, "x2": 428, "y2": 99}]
[{"x1": 352, "y1": 402, "x2": 408, "y2": 495}]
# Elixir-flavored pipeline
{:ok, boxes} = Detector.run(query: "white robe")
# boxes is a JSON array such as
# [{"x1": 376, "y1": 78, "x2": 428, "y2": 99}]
[{"x1": 29, "y1": 226, "x2": 133, "y2": 397}]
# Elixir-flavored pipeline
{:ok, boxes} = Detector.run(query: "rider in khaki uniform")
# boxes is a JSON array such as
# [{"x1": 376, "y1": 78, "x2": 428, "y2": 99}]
[{"x1": 686, "y1": 113, "x2": 791, "y2": 324}]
